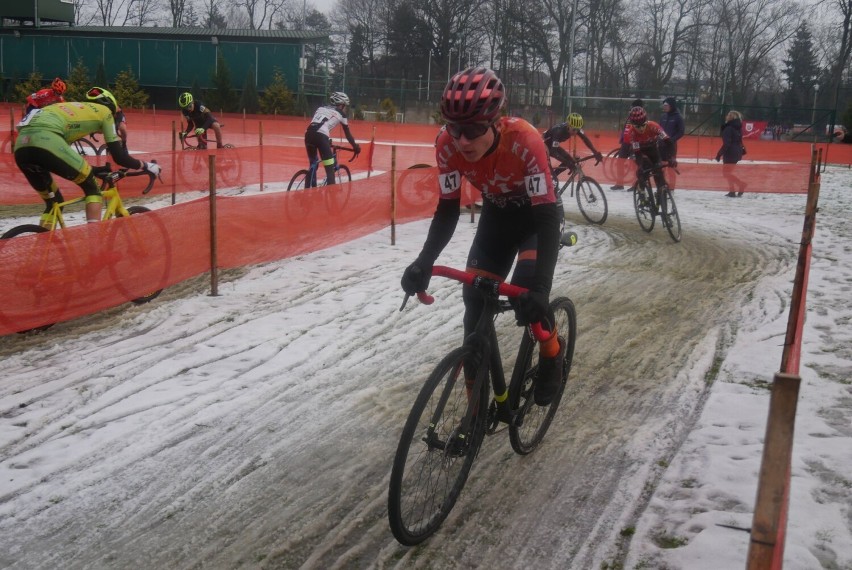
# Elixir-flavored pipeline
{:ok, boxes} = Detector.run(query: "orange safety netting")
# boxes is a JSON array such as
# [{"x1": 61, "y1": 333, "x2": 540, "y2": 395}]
[
  {"x1": 0, "y1": 168, "x2": 474, "y2": 335},
  {"x1": 0, "y1": 103, "x2": 842, "y2": 334}
]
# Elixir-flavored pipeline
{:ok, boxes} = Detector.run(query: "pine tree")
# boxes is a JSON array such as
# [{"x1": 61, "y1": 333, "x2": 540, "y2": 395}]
[
  {"x1": 206, "y1": 53, "x2": 238, "y2": 112},
  {"x1": 14, "y1": 72, "x2": 44, "y2": 103},
  {"x1": 782, "y1": 23, "x2": 820, "y2": 111},
  {"x1": 111, "y1": 67, "x2": 149, "y2": 109},
  {"x1": 260, "y1": 68, "x2": 296, "y2": 115},
  {"x1": 239, "y1": 66, "x2": 260, "y2": 113},
  {"x1": 66, "y1": 59, "x2": 91, "y2": 102}
]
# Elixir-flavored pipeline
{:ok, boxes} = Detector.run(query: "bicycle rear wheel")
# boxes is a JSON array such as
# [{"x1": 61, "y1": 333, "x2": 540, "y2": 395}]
[
  {"x1": 109, "y1": 206, "x2": 169, "y2": 304},
  {"x1": 508, "y1": 297, "x2": 577, "y2": 455},
  {"x1": 574, "y1": 176, "x2": 608, "y2": 225},
  {"x1": 0, "y1": 225, "x2": 71, "y2": 333},
  {"x1": 633, "y1": 182, "x2": 656, "y2": 232},
  {"x1": 660, "y1": 189, "x2": 682, "y2": 242},
  {"x1": 287, "y1": 169, "x2": 312, "y2": 191},
  {"x1": 388, "y1": 345, "x2": 488, "y2": 545}
]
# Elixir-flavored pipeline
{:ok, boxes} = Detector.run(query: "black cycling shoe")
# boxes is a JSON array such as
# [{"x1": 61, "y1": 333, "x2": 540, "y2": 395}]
[{"x1": 534, "y1": 338, "x2": 566, "y2": 406}]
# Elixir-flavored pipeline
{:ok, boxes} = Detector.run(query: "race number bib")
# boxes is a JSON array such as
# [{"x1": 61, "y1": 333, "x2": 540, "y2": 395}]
[
  {"x1": 525, "y1": 173, "x2": 548, "y2": 197},
  {"x1": 439, "y1": 171, "x2": 461, "y2": 195},
  {"x1": 16, "y1": 108, "x2": 41, "y2": 128}
]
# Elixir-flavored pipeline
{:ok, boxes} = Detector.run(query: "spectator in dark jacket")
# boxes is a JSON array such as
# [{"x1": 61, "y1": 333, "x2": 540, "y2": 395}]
[
  {"x1": 715, "y1": 110, "x2": 746, "y2": 197},
  {"x1": 658, "y1": 97, "x2": 685, "y2": 161}
]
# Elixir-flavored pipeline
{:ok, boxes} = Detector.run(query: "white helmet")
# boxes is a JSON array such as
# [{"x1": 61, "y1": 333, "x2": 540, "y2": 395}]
[{"x1": 330, "y1": 92, "x2": 350, "y2": 106}]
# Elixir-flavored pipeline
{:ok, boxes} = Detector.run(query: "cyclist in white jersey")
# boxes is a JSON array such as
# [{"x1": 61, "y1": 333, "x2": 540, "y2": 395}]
[{"x1": 304, "y1": 92, "x2": 361, "y2": 186}]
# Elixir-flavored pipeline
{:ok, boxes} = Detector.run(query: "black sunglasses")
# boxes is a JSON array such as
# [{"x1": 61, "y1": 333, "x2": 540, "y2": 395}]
[{"x1": 446, "y1": 122, "x2": 491, "y2": 140}]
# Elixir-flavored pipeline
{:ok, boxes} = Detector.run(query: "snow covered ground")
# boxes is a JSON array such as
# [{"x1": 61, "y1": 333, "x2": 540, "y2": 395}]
[{"x1": 0, "y1": 166, "x2": 849, "y2": 569}]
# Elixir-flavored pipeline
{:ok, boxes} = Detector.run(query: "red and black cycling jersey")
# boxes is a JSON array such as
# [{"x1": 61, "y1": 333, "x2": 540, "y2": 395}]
[
  {"x1": 624, "y1": 120, "x2": 669, "y2": 151},
  {"x1": 435, "y1": 116, "x2": 556, "y2": 208},
  {"x1": 26, "y1": 88, "x2": 64, "y2": 111}
]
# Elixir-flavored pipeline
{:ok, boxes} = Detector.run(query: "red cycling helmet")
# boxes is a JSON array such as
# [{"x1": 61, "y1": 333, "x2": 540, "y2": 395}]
[
  {"x1": 628, "y1": 106, "x2": 648, "y2": 125},
  {"x1": 52, "y1": 77, "x2": 67, "y2": 94},
  {"x1": 440, "y1": 67, "x2": 505, "y2": 124}
]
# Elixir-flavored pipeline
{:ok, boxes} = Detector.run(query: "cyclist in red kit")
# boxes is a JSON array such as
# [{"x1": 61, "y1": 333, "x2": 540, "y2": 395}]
[
  {"x1": 623, "y1": 106, "x2": 675, "y2": 192},
  {"x1": 401, "y1": 67, "x2": 566, "y2": 406}
]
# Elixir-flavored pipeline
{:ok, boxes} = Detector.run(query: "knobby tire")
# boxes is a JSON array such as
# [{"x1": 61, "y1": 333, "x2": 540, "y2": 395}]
[
  {"x1": 574, "y1": 176, "x2": 608, "y2": 225},
  {"x1": 0, "y1": 224, "x2": 70, "y2": 333},
  {"x1": 508, "y1": 297, "x2": 577, "y2": 454},
  {"x1": 109, "y1": 206, "x2": 168, "y2": 304},
  {"x1": 660, "y1": 189, "x2": 682, "y2": 242},
  {"x1": 633, "y1": 181, "x2": 656, "y2": 232},
  {"x1": 388, "y1": 345, "x2": 488, "y2": 545}
]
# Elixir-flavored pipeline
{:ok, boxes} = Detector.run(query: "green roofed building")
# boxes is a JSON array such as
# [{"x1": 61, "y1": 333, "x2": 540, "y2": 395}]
[{"x1": 0, "y1": 21, "x2": 328, "y2": 107}]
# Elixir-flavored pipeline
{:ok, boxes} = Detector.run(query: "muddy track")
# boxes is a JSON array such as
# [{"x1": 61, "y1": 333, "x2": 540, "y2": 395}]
[{"x1": 0, "y1": 189, "x2": 805, "y2": 569}]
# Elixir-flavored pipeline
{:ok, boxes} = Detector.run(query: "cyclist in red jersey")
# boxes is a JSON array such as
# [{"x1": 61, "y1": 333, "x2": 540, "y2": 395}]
[
  {"x1": 400, "y1": 67, "x2": 565, "y2": 406},
  {"x1": 623, "y1": 106, "x2": 675, "y2": 192},
  {"x1": 25, "y1": 78, "x2": 67, "y2": 115}
]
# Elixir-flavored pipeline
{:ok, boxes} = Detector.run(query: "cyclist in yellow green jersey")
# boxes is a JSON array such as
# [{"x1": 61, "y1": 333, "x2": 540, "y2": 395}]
[{"x1": 14, "y1": 87, "x2": 161, "y2": 226}]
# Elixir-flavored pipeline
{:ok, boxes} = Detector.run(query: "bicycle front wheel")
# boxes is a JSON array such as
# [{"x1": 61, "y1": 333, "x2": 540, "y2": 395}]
[
  {"x1": 574, "y1": 176, "x2": 608, "y2": 225},
  {"x1": 109, "y1": 206, "x2": 169, "y2": 304},
  {"x1": 325, "y1": 165, "x2": 352, "y2": 213},
  {"x1": 508, "y1": 297, "x2": 577, "y2": 455},
  {"x1": 633, "y1": 182, "x2": 656, "y2": 233},
  {"x1": 660, "y1": 189, "x2": 682, "y2": 242},
  {"x1": 72, "y1": 138, "x2": 99, "y2": 156},
  {"x1": 388, "y1": 345, "x2": 488, "y2": 545},
  {"x1": 287, "y1": 169, "x2": 311, "y2": 191}
]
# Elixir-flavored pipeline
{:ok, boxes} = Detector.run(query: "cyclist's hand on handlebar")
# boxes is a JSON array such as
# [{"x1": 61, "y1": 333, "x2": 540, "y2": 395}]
[
  {"x1": 401, "y1": 259, "x2": 432, "y2": 295},
  {"x1": 593, "y1": 151, "x2": 603, "y2": 164},
  {"x1": 668, "y1": 159, "x2": 677, "y2": 168},
  {"x1": 514, "y1": 290, "x2": 549, "y2": 326},
  {"x1": 143, "y1": 161, "x2": 161, "y2": 178},
  {"x1": 353, "y1": 143, "x2": 362, "y2": 156}
]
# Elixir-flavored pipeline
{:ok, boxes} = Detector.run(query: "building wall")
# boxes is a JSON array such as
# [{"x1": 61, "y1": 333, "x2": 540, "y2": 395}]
[{"x1": 0, "y1": 31, "x2": 302, "y2": 94}]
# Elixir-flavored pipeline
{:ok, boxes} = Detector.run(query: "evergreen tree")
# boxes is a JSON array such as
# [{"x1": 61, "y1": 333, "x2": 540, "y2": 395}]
[
  {"x1": 66, "y1": 59, "x2": 91, "y2": 102},
  {"x1": 782, "y1": 23, "x2": 819, "y2": 111},
  {"x1": 206, "y1": 53, "x2": 238, "y2": 112},
  {"x1": 239, "y1": 66, "x2": 260, "y2": 113},
  {"x1": 14, "y1": 72, "x2": 44, "y2": 103},
  {"x1": 112, "y1": 67, "x2": 150, "y2": 109},
  {"x1": 260, "y1": 68, "x2": 296, "y2": 115}
]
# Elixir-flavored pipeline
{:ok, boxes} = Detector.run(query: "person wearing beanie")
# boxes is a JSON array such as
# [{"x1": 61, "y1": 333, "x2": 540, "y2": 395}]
[{"x1": 659, "y1": 97, "x2": 685, "y2": 162}]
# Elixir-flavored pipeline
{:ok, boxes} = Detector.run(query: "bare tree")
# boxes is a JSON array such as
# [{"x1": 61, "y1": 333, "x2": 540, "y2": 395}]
[
  {"x1": 90, "y1": 0, "x2": 133, "y2": 25},
  {"x1": 627, "y1": 0, "x2": 702, "y2": 94},
  {"x1": 236, "y1": 0, "x2": 290, "y2": 29},
  {"x1": 166, "y1": 0, "x2": 189, "y2": 26},
  {"x1": 126, "y1": 0, "x2": 159, "y2": 25},
  {"x1": 716, "y1": 0, "x2": 801, "y2": 104}
]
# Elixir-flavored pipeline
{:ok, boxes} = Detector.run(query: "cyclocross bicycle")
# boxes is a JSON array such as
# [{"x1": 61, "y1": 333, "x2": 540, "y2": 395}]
[
  {"x1": 632, "y1": 161, "x2": 681, "y2": 242},
  {"x1": 0, "y1": 163, "x2": 169, "y2": 332},
  {"x1": 388, "y1": 265, "x2": 577, "y2": 545},
  {"x1": 287, "y1": 145, "x2": 356, "y2": 190},
  {"x1": 179, "y1": 125, "x2": 235, "y2": 150},
  {"x1": 552, "y1": 155, "x2": 608, "y2": 225}
]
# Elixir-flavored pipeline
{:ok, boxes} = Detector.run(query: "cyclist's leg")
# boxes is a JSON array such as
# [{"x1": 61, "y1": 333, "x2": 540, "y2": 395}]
[
  {"x1": 15, "y1": 136, "x2": 98, "y2": 222},
  {"x1": 14, "y1": 147, "x2": 65, "y2": 226},
  {"x1": 315, "y1": 136, "x2": 337, "y2": 185},
  {"x1": 205, "y1": 118, "x2": 224, "y2": 147},
  {"x1": 509, "y1": 228, "x2": 563, "y2": 405}
]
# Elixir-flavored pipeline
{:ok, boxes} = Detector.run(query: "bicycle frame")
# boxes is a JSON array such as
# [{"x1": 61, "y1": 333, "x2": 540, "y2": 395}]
[
  {"x1": 414, "y1": 267, "x2": 550, "y2": 430},
  {"x1": 42, "y1": 167, "x2": 156, "y2": 230},
  {"x1": 306, "y1": 145, "x2": 355, "y2": 186}
]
